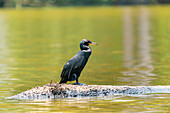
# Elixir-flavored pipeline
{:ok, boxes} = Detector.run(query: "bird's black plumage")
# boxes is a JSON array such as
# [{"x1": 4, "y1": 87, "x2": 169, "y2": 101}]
[{"x1": 59, "y1": 39, "x2": 97, "y2": 85}]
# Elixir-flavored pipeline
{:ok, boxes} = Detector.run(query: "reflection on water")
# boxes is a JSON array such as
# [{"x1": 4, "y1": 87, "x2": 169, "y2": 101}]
[
  {"x1": 123, "y1": 7, "x2": 134, "y2": 68},
  {"x1": 3, "y1": 94, "x2": 169, "y2": 113},
  {"x1": 122, "y1": 7, "x2": 156, "y2": 85},
  {"x1": 0, "y1": 14, "x2": 8, "y2": 80},
  {"x1": 0, "y1": 14, "x2": 15, "y2": 92}
]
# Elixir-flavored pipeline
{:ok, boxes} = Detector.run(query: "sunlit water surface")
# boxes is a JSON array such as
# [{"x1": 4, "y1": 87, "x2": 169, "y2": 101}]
[{"x1": 0, "y1": 6, "x2": 170, "y2": 112}]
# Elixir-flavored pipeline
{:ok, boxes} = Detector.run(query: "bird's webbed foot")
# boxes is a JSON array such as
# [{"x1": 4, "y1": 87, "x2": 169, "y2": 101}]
[
  {"x1": 72, "y1": 83, "x2": 87, "y2": 86},
  {"x1": 72, "y1": 77, "x2": 87, "y2": 86}
]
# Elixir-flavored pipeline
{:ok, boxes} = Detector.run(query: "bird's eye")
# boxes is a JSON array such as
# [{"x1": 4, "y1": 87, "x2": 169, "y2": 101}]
[{"x1": 84, "y1": 42, "x2": 89, "y2": 45}]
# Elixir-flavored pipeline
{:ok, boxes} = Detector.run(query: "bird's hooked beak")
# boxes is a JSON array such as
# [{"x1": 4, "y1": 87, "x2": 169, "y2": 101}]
[{"x1": 89, "y1": 42, "x2": 98, "y2": 45}]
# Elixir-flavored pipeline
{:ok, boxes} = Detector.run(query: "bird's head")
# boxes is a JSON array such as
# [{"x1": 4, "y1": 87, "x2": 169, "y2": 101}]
[{"x1": 80, "y1": 39, "x2": 97, "y2": 50}]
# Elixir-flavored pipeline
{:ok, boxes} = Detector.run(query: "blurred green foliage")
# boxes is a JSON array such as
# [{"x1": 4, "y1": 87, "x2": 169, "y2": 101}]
[{"x1": 0, "y1": 0, "x2": 161, "y2": 8}]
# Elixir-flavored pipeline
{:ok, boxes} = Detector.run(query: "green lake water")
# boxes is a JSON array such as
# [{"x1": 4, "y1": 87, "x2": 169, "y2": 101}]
[{"x1": 0, "y1": 6, "x2": 170, "y2": 112}]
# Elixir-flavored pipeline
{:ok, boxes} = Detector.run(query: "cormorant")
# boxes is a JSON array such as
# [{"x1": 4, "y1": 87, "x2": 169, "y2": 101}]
[{"x1": 59, "y1": 39, "x2": 97, "y2": 85}]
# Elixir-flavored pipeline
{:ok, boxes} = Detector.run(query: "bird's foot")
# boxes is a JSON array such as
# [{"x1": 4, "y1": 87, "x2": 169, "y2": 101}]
[{"x1": 72, "y1": 83, "x2": 87, "y2": 86}]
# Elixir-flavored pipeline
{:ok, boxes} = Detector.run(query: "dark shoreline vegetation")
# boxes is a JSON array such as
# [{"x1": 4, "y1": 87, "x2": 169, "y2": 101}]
[{"x1": 0, "y1": 0, "x2": 170, "y2": 8}]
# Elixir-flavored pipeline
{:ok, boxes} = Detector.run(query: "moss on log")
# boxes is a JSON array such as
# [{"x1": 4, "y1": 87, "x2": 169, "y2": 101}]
[{"x1": 7, "y1": 83, "x2": 170, "y2": 100}]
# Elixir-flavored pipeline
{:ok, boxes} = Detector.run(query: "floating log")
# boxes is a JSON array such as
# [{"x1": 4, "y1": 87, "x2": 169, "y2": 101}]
[{"x1": 7, "y1": 83, "x2": 170, "y2": 100}]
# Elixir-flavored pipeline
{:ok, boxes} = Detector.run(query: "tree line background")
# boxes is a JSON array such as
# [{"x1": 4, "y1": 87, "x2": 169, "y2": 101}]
[{"x1": 0, "y1": 0, "x2": 170, "y2": 8}]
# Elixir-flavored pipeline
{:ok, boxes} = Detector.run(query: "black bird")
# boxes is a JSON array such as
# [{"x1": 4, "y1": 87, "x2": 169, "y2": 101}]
[{"x1": 59, "y1": 39, "x2": 97, "y2": 85}]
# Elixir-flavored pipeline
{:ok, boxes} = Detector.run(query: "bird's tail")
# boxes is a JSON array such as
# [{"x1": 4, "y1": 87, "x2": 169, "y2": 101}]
[{"x1": 59, "y1": 79, "x2": 67, "y2": 84}]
